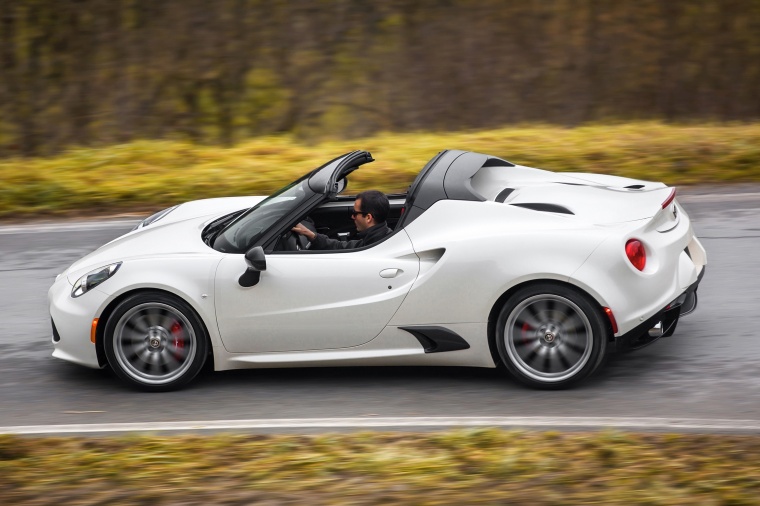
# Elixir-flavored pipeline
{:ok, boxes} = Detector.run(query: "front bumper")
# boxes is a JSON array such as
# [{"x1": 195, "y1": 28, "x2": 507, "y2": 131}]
[
  {"x1": 49, "y1": 274, "x2": 107, "y2": 369},
  {"x1": 613, "y1": 266, "x2": 705, "y2": 352}
]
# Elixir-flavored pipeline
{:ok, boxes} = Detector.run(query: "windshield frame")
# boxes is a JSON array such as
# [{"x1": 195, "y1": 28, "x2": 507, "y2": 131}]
[
  {"x1": 211, "y1": 151, "x2": 370, "y2": 254},
  {"x1": 211, "y1": 172, "x2": 316, "y2": 253}
]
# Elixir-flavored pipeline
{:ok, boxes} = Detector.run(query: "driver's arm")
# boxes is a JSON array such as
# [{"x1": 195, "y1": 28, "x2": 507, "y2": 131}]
[
  {"x1": 291, "y1": 222, "x2": 316, "y2": 242},
  {"x1": 292, "y1": 222, "x2": 361, "y2": 250}
]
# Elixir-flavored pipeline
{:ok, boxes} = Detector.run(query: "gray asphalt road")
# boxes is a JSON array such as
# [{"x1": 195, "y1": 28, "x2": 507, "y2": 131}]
[{"x1": 1, "y1": 188, "x2": 759, "y2": 433}]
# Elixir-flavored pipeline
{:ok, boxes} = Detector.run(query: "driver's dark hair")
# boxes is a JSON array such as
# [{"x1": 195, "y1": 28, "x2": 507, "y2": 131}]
[{"x1": 357, "y1": 190, "x2": 389, "y2": 223}]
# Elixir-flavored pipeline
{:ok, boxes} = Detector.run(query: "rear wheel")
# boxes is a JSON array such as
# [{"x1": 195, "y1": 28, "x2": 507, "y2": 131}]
[
  {"x1": 495, "y1": 283, "x2": 608, "y2": 389},
  {"x1": 104, "y1": 292, "x2": 208, "y2": 392}
]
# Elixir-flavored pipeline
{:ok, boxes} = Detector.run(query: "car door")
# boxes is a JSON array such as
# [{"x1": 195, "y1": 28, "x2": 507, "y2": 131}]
[{"x1": 214, "y1": 230, "x2": 420, "y2": 353}]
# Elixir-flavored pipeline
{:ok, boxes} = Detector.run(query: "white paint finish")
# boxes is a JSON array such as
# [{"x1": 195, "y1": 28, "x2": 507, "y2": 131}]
[
  {"x1": 360, "y1": 323, "x2": 495, "y2": 368},
  {"x1": 48, "y1": 275, "x2": 107, "y2": 368},
  {"x1": 560, "y1": 171, "x2": 667, "y2": 190},
  {"x1": 63, "y1": 217, "x2": 222, "y2": 284},
  {"x1": 99, "y1": 255, "x2": 226, "y2": 345},
  {"x1": 151, "y1": 196, "x2": 263, "y2": 226},
  {"x1": 379, "y1": 268, "x2": 402, "y2": 278},
  {"x1": 225, "y1": 347, "x2": 424, "y2": 367},
  {"x1": 471, "y1": 164, "x2": 670, "y2": 222},
  {"x1": 569, "y1": 205, "x2": 703, "y2": 335},
  {"x1": 3, "y1": 416, "x2": 760, "y2": 435},
  {"x1": 49, "y1": 255, "x2": 229, "y2": 368},
  {"x1": 46, "y1": 155, "x2": 707, "y2": 389},
  {"x1": 216, "y1": 323, "x2": 494, "y2": 370},
  {"x1": 686, "y1": 233, "x2": 707, "y2": 268},
  {"x1": 509, "y1": 184, "x2": 671, "y2": 223},
  {"x1": 214, "y1": 231, "x2": 420, "y2": 353},
  {"x1": 394, "y1": 199, "x2": 607, "y2": 325}
]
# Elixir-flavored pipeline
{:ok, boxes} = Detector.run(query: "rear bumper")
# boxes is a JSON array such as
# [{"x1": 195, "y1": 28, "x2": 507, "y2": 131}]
[{"x1": 613, "y1": 266, "x2": 705, "y2": 352}]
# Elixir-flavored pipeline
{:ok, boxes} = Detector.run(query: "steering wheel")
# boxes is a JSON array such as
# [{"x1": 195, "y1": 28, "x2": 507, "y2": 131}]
[
  {"x1": 282, "y1": 230, "x2": 310, "y2": 251},
  {"x1": 281, "y1": 219, "x2": 316, "y2": 251}
]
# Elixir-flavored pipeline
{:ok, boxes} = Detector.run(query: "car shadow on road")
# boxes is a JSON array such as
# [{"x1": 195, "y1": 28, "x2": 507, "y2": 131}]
[
  {"x1": 202, "y1": 365, "x2": 511, "y2": 390},
  {"x1": 38, "y1": 344, "x2": 684, "y2": 397}
]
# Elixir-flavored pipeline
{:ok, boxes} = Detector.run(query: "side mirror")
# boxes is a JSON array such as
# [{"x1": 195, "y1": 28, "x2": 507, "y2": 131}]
[{"x1": 239, "y1": 246, "x2": 266, "y2": 287}]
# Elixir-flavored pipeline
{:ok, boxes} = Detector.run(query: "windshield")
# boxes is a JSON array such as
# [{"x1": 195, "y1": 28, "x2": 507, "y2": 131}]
[{"x1": 213, "y1": 173, "x2": 312, "y2": 253}]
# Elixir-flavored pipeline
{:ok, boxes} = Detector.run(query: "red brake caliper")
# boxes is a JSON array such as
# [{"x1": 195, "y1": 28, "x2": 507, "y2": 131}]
[
  {"x1": 521, "y1": 322, "x2": 533, "y2": 345},
  {"x1": 171, "y1": 321, "x2": 184, "y2": 359}
]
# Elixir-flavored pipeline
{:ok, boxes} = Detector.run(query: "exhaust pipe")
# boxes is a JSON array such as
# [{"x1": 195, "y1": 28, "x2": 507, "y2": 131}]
[{"x1": 648, "y1": 321, "x2": 664, "y2": 338}]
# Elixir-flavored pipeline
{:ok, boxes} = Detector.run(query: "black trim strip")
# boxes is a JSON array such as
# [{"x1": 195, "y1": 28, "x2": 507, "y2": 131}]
[
  {"x1": 511, "y1": 203, "x2": 574, "y2": 215},
  {"x1": 52, "y1": 318, "x2": 60, "y2": 343},
  {"x1": 400, "y1": 326, "x2": 471, "y2": 353},
  {"x1": 482, "y1": 157, "x2": 515, "y2": 167},
  {"x1": 495, "y1": 188, "x2": 515, "y2": 203}
]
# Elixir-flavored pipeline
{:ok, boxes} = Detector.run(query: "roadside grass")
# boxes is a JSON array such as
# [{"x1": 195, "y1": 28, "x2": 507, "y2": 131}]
[
  {"x1": 1, "y1": 429, "x2": 760, "y2": 504},
  {"x1": 1, "y1": 122, "x2": 760, "y2": 220}
]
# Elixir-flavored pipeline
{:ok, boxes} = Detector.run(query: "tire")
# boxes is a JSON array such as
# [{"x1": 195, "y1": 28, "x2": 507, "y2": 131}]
[
  {"x1": 104, "y1": 292, "x2": 209, "y2": 392},
  {"x1": 495, "y1": 283, "x2": 609, "y2": 389}
]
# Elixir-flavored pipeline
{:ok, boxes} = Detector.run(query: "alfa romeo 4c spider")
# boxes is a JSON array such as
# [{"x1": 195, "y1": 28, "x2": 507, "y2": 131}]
[{"x1": 49, "y1": 150, "x2": 706, "y2": 391}]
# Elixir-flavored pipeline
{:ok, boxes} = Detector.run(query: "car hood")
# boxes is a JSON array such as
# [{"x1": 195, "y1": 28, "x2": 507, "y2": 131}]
[
  {"x1": 144, "y1": 196, "x2": 265, "y2": 228},
  {"x1": 64, "y1": 196, "x2": 263, "y2": 283}
]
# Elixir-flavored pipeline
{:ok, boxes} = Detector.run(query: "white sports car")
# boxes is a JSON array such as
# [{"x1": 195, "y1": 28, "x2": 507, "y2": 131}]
[{"x1": 49, "y1": 150, "x2": 706, "y2": 391}]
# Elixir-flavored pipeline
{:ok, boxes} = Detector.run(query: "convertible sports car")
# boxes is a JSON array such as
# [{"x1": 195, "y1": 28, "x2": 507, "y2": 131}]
[{"x1": 49, "y1": 150, "x2": 706, "y2": 391}]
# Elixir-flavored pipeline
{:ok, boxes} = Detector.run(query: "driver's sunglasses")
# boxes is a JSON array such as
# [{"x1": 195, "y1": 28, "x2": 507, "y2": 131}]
[{"x1": 350, "y1": 209, "x2": 368, "y2": 218}]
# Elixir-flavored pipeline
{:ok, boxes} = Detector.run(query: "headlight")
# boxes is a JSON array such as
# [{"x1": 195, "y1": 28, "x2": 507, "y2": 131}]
[
  {"x1": 71, "y1": 262, "x2": 122, "y2": 298},
  {"x1": 132, "y1": 205, "x2": 178, "y2": 231}
]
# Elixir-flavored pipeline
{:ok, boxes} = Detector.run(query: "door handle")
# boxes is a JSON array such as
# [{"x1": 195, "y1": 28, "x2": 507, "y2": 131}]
[{"x1": 379, "y1": 268, "x2": 403, "y2": 278}]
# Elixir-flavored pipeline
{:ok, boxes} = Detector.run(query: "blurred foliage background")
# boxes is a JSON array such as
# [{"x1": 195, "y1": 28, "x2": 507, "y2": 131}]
[
  {"x1": 2, "y1": 0, "x2": 760, "y2": 158},
  {"x1": 2, "y1": 123, "x2": 760, "y2": 219}
]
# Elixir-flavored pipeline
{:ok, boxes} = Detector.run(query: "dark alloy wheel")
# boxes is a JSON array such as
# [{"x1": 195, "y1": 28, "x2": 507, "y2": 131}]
[
  {"x1": 104, "y1": 292, "x2": 209, "y2": 392},
  {"x1": 495, "y1": 283, "x2": 609, "y2": 389}
]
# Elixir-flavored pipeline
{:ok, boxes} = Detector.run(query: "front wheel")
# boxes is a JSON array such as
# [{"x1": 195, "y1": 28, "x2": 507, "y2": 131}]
[
  {"x1": 495, "y1": 283, "x2": 609, "y2": 389},
  {"x1": 104, "y1": 292, "x2": 209, "y2": 392}
]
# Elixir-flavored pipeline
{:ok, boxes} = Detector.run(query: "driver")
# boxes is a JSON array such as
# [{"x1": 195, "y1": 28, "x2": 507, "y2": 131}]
[{"x1": 291, "y1": 190, "x2": 391, "y2": 250}]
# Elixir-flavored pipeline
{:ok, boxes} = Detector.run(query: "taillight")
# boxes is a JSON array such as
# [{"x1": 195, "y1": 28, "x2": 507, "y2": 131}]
[
  {"x1": 625, "y1": 239, "x2": 646, "y2": 271},
  {"x1": 661, "y1": 188, "x2": 676, "y2": 209}
]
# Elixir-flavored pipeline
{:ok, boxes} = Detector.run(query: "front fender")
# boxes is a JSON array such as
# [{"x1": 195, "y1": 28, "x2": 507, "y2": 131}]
[{"x1": 93, "y1": 255, "x2": 225, "y2": 349}]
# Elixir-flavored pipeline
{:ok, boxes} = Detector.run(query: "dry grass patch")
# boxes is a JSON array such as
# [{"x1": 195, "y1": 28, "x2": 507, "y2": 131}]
[
  {"x1": 1, "y1": 122, "x2": 760, "y2": 219},
  {"x1": 2, "y1": 429, "x2": 760, "y2": 505}
]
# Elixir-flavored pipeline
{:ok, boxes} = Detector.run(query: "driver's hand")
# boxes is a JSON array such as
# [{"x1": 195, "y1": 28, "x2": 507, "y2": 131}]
[{"x1": 291, "y1": 222, "x2": 316, "y2": 241}]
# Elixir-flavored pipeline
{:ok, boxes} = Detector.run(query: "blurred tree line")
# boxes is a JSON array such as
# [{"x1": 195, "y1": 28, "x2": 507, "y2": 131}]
[{"x1": 1, "y1": 0, "x2": 760, "y2": 157}]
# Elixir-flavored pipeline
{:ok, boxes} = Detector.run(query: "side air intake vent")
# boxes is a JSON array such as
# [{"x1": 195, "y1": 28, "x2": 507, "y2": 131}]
[
  {"x1": 400, "y1": 326, "x2": 470, "y2": 353},
  {"x1": 52, "y1": 319, "x2": 61, "y2": 342},
  {"x1": 511, "y1": 203, "x2": 574, "y2": 215},
  {"x1": 625, "y1": 184, "x2": 645, "y2": 190},
  {"x1": 495, "y1": 188, "x2": 515, "y2": 203},
  {"x1": 482, "y1": 157, "x2": 515, "y2": 167}
]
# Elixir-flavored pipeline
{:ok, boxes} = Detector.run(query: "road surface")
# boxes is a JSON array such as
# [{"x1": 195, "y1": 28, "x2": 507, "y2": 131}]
[{"x1": 1, "y1": 186, "x2": 759, "y2": 434}]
